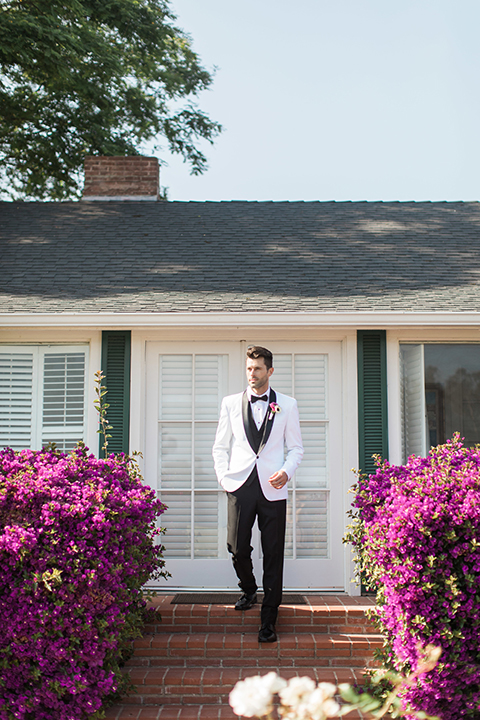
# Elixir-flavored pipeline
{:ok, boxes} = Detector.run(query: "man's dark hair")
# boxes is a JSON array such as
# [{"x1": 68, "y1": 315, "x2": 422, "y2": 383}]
[{"x1": 246, "y1": 345, "x2": 273, "y2": 370}]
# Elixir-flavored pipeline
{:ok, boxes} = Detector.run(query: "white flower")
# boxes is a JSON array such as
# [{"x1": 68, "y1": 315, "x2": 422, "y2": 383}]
[
  {"x1": 230, "y1": 673, "x2": 341, "y2": 720},
  {"x1": 305, "y1": 686, "x2": 340, "y2": 720},
  {"x1": 278, "y1": 678, "x2": 341, "y2": 720},
  {"x1": 229, "y1": 673, "x2": 286, "y2": 717},
  {"x1": 229, "y1": 678, "x2": 270, "y2": 717},
  {"x1": 321, "y1": 698, "x2": 341, "y2": 718},
  {"x1": 279, "y1": 676, "x2": 316, "y2": 707},
  {"x1": 313, "y1": 683, "x2": 337, "y2": 701},
  {"x1": 262, "y1": 671, "x2": 288, "y2": 695}
]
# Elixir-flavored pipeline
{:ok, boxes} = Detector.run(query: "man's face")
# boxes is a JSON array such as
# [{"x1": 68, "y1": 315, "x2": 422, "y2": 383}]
[{"x1": 246, "y1": 356, "x2": 274, "y2": 394}]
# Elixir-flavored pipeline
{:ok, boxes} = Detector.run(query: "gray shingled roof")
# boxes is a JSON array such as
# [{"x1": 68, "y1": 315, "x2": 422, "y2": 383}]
[{"x1": 1, "y1": 200, "x2": 480, "y2": 313}]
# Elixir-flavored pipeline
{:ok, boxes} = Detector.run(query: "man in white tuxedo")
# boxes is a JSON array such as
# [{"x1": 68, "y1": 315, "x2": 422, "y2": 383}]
[{"x1": 212, "y1": 346, "x2": 303, "y2": 643}]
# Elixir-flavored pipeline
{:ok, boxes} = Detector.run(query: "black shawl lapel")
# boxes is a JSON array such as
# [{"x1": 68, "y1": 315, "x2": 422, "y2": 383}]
[
  {"x1": 242, "y1": 390, "x2": 257, "y2": 453},
  {"x1": 257, "y1": 389, "x2": 277, "y2": 455}
]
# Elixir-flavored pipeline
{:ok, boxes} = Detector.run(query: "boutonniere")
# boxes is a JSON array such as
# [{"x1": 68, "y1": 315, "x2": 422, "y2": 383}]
[{"x1": 268, "y1": 402, "x2": 281, "y2": 420}]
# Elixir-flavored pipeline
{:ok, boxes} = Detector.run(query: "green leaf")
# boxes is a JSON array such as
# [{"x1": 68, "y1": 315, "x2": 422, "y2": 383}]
[{"x1": 0, "y1": 0, "x2": 222, "y2": 199}]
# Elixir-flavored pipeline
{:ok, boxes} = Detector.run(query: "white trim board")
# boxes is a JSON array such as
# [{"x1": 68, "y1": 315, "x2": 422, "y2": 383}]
[{"x1": 2, "y1": 311, "x2": 480, "y2": 328}]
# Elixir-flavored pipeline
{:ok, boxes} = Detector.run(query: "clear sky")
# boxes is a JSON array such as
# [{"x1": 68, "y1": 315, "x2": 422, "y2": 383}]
[{"x1": 154, "y1": 0, "x2": 480, "y2": 203}]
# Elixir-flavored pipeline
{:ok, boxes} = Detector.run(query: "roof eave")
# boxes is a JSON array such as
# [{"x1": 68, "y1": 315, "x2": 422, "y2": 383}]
[{"x1": 1, "y1": 311, "x2": 480, "y2": 328}]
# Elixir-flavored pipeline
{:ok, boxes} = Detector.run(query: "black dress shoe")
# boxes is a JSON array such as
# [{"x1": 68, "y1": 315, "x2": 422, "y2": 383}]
[
  {"x1": 234, "y1": 592, "x2": 257, "y2": 611},
  {"x1": 258, "y1": 622, "x2": 277, "y2": 643}
]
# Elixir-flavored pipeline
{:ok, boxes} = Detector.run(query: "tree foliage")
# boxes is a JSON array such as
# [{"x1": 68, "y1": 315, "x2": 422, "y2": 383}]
[{"x1": 0, "y1": 0, "x2": 222, "y2": 199}]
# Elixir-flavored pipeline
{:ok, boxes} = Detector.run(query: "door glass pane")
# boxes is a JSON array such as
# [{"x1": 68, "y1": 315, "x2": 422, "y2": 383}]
[
  {"x1": 295, "y1": 423, "x2": 327, "y2": 488},
  {"x1": 272, "y1": 355, "x2": 292, "y2": 395},
  {"x1": 159, "y1": 424, "x2": 191, "y2": 489},
  {"x1": 295, "y1": 491, "x2": 328, "y2": 558},
  {"x1": 194, "y1": 492, "x2": 219, "y2": 558},
  {"x1": 194, "y1": 423, "x2": 217, "y2": 489},
  {"x1": 195, "y1": 355, "x2": 228, "y2": 420},
  {"x1": 160, "y1": 491, "x2": 191, "y2": 558},
  {"x1": 295, "y1": 355, "x2": 327, "y2": 420},
  {"x1": 157, "y1": 353, "x2": 227, "y2": 559},
  {"x1": 285, "y1": 494, "x2": 293, "y2": 559},
  {"x1": 273, "y1": 354, "x2": 329, "y2": 559},
  {"x1": 159, "y1": 355, "x2": 192, "y2": 420}
]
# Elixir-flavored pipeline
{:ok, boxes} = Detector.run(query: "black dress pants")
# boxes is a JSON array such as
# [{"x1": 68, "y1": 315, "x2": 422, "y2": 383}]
[{"x1": 227, "y1": 467, "x2": 287, "y2": 625}]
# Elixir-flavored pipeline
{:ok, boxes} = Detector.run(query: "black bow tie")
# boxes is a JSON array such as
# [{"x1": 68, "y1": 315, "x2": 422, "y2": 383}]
[{"x1": 251, "y1": 394, "x2": 268, "y2": 403}]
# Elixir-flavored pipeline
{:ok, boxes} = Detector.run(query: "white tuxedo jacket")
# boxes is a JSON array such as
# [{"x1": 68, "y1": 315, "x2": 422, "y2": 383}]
[{"x1": 212, "y1": 389, "x2": 304, "y2": 501}]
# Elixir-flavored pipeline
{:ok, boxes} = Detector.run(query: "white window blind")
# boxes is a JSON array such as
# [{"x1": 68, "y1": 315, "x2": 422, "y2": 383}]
[
  {"x1": 157, "y1": 351, "x2": 330, "y2": 562},
  {"x1": 0, "y1": 346, "x2": 87, "y2": 452},
  {"x1": 0, "y1": 353, "x2": 34, "y2": 449},
  {"x1": 158, "y1": 354, "x2": 228, "y2": 559},
  {"x1": 272, "y1": 354, "x2": 329, "y2": 559},
  {"x1": 42, "y1": 352, "x2": 86, "y2": 451},
  {"x1": 400, "y1": 344, "x2": 427, "y2": 461}
]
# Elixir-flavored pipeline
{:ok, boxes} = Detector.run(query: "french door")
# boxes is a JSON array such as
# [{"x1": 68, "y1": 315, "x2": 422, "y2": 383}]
[{"x1": 145, "y1": 341, "x2": 345, "y2": 590}]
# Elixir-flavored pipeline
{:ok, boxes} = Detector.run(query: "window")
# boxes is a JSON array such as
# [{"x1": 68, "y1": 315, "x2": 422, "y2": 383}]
[
  {"x1": 400, "y1": 344, "x2": 480, "y2": 461},
  {"x1": 0, "y1": 345, "x2": 88, "y2": 452}
]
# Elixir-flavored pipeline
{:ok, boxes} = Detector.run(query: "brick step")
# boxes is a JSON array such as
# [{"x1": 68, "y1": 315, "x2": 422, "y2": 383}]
[
  {"x1": 103, "y1": 596, "x2": 379, "y2": 718},
  {"x1": 147, "y1": 595, "x2": 376, "y2": 635},
  {"x1": 125, "y1": 664, "x2": 374, "y2": 702},
  {"x1": 105, "y1": 666, "x2": 369, "y2": 717},
  {"x1": 104, "y1": 705, "x2": 363, "y2": 720},
  {"x1": 104, "y1": 706, "x2": 238, "y2": 719},
  {"x1": 129, "y1": 631, "x2": 382, "y2": 668}
]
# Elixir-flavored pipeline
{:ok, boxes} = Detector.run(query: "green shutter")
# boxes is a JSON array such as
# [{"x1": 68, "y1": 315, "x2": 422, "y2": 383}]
[
  {"x1": 100, "y1": 331, "x2": 131, "y2": 456},
  {"x1": 357, "y1": 330, "x2": 388, "y2": 474}
]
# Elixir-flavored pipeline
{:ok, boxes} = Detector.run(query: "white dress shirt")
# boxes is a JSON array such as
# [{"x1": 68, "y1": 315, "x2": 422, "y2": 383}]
[{"x1": 247, "y1": 386, "x2": 271, "y2": 429}]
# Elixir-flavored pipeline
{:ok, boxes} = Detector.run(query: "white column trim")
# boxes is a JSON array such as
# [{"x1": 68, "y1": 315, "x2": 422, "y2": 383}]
[
  {"x1": 86, "y1": 334, "x2": 103, "y2": 455},
  {"x1": 129, "y1": 332, "x2": 146, "y2": 475},
  {"x1": 386, "y1": 333, "x2": 402, "y2": 465},
  {"x1": 342, "y1": 333, "x2": 361, "y2": 596}
]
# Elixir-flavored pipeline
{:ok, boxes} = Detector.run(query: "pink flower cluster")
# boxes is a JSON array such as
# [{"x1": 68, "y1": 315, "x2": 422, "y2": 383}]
[
  {"x1": 0, "y1": 445, "x2": 167, "y2": 720},
  {"x1": 349, "y1": 434, "x2": 480, "y2": 719}
]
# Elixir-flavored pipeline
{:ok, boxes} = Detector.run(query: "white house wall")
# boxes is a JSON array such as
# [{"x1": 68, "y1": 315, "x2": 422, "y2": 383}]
[{"x1": 7, "y1": 318, "x2": 480, "y2": 594}]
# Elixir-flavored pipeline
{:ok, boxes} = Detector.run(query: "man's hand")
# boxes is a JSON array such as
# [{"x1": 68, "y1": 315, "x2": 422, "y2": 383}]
[{"x1": 269, "y1": 470, "x2": 288, "y2": 489}]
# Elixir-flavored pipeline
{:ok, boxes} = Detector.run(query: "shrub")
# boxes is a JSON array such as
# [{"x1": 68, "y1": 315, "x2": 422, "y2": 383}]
[
  {"x1": 346, "y1": 434, "x2": 480, "y2": 719},
  {"x1": 0, "y1": 444, "x2": 167, "y2": 720}
]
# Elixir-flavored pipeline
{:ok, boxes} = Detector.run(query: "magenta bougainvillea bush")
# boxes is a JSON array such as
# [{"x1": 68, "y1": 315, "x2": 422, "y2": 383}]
[
  {"x1": 0, "y1": 444, "x2": 167, "y2": 720},
  {"x1": 347, "y1": 434, "x2": 480, "y2": 719}
]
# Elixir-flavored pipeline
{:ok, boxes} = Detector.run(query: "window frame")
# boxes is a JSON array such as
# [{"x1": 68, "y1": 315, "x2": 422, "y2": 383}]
[
  {"x1": 387, "y1": 330, "x2": 480, "y2": 465},
  {"x1": 0, "y1": 343, "x2": 89, "y2": 452}
]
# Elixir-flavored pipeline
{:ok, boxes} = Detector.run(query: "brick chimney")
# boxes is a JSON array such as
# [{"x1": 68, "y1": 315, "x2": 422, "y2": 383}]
[{"x1": 82, "y1": 156, "x2": 160, "y2": 201}]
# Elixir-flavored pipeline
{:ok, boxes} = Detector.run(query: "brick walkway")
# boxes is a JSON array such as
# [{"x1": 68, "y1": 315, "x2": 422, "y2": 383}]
[{"x1": 104, "y1": 595, "x2": 380, "y2": 719}]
